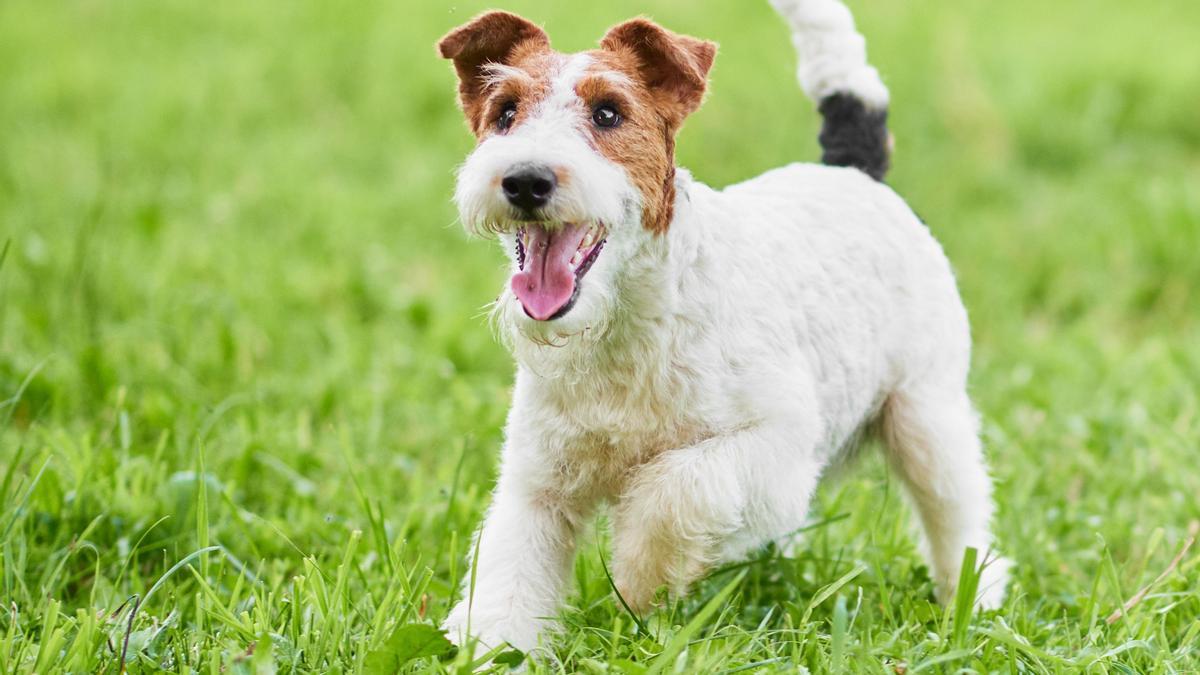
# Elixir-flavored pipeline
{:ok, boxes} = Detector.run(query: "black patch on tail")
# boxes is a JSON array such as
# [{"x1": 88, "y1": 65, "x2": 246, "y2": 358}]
[{"x1": 817, "y1": 92, "x2": 890, "y2": 181}]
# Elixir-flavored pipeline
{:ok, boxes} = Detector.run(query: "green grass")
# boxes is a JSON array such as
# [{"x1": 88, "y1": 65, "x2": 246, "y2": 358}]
[{"x1": 2, "y1": 0, "x2": 1199, "y2": 671}]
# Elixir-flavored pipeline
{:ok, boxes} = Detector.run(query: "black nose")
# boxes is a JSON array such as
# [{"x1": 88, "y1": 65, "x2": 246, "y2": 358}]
[{"x1": 501, "y1": 165, "x2": 556, "y2": 212}]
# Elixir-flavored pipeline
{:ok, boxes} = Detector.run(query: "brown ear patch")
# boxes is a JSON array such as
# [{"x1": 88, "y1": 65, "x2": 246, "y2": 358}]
[
  {"x1": 569, "y1": 53, "x2": 676, "y2": 235},
  {"x1": 600, "y1": 18, "x2": 717, "y2": 123},
  {"x1": 592, "y1": 20, "x2": 716, "y2": 234},
  {"x1": 437, "y1": 11, "x2": 551, "y2": 134}
]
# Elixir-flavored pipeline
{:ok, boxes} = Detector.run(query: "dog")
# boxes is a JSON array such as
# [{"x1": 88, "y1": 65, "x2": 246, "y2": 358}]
[{"x1": 436, "y1": 0, "x2": 1009, "y2": 652}]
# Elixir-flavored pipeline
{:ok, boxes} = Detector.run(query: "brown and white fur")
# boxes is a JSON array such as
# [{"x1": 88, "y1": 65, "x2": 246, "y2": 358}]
[{"x1": 437, "y1": 0, "x2": 1009, "y2": 653}]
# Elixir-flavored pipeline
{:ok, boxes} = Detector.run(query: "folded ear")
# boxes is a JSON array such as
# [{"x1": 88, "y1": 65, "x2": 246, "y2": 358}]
[
  {"x1": 600, "y1": 18, "x2": 717, "y2": 122},
  {"x1": 437, "y1": 11, "x2": 550, "y2": 131}
]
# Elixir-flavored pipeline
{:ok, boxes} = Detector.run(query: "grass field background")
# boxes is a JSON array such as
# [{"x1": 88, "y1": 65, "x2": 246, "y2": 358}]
[{"x1": 2, "y1": 0, "x2": 1199, "y2": 672}]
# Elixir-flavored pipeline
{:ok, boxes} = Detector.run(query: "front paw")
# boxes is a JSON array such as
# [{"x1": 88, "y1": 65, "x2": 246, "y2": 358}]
[
  {"x1": 442, "y1": 601, "x2": 548, "y2": 654},
  {"x1": 612, "y1": 504, "x2": 726, "y2": 613},
  {"x1": 612, "y1": 575, "x2": 658, "y2": 616},
  {"x1": 612, "y1": 545, "x2": 712, "y2": 615}
]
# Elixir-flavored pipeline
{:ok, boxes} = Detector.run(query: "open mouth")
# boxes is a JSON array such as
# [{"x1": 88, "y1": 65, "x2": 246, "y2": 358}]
[{"x1": 511, "y1": 222, "x2": 606, "y2": 321}]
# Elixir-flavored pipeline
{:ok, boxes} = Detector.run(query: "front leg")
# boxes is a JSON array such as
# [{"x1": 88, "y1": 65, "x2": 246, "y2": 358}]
[
  {"x1": 612, "y1": 424, "x2": 821, "y2": 611},
  {"x1": 443, "y1": 471, "x2": 581, "y2": 652}
]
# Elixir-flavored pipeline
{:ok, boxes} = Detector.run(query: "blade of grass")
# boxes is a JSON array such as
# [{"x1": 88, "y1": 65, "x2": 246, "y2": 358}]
[
  {"x1": 951, "y1": 547, "x2": 981, "y2": 646},
  {"x1": 597, "y1": 538, "x2": 649, "y2": 637},
  {"x1": 646, "y1": 571, "x2": 746, "y2": 675},
  {"x1": 1106, "y1": 521, "x2": 1198, "y2": 625},
  {"x1": 798, "y1": 563, "x2": 866, "y2": 627}
]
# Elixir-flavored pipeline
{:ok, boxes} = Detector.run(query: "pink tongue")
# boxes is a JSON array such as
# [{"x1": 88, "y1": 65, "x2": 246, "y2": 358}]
[{"x1": 511, "y1": 223, "x2": 589, "y2": 321}]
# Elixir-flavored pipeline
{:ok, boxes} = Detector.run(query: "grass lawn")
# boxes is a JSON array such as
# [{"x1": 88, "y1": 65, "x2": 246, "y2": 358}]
[{"x1": 2, "y1": 0, "x2": 1199, "y2": 671}]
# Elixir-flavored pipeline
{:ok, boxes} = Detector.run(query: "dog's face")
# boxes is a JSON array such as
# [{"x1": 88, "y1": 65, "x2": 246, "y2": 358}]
[{"x1": 438, "y1": 12, "x2": 715, "y2": 334}]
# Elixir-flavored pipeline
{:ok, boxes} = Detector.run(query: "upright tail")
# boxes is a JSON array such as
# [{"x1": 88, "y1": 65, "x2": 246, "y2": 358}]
[{"x1": 770, "y1": 0, "x2": 891, "y2": 181}]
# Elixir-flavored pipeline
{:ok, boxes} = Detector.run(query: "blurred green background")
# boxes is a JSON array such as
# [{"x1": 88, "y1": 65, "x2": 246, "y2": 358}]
[{"x1": 1, "y1": 0, "x2": 1198, "y2": 671}]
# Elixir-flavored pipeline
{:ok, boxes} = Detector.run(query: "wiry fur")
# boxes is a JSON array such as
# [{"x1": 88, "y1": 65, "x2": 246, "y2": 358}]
[{"x1": 437, "y1": 2, "x2": 1008, "y2": 654}]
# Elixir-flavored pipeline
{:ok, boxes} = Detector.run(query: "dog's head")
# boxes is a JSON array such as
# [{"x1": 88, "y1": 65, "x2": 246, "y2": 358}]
[{"x1": 438, "y1": 12, "x2": 715, "y2": 337}]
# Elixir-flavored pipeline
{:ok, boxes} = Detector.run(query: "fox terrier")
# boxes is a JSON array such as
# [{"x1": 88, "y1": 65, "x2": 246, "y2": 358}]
[{"x1": 437, "y1": 0, "x2": 1009, "y2": 652}]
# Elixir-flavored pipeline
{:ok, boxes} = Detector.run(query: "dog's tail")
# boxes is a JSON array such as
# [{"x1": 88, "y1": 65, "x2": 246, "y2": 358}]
[{"x1": 770, "y1": 0, "x2": 891, "y2": 181}]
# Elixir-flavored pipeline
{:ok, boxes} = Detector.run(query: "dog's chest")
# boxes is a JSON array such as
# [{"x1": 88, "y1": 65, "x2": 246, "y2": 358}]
[
  {"x1": 563, "y1": 364, "x2": 705, "y2": 444},
  {"x1": 529, "y1": 357, "x2": 715, "y2": 493}
]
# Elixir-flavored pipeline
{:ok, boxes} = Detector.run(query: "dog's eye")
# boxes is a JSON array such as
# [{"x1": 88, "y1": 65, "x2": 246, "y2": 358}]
[
  {"x1": 497, "y1": 102, "x2": 517, "y2": 131},
  {"x1": 592, "y1": 105, "x2": 622, "y2": 128}
]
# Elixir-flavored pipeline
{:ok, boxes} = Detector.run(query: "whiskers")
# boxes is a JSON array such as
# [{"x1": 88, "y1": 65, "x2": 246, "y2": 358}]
[
  {"x1": 464, "y1": 218, "x2": 522, "y2": 239},
  {"x1": 464, "y1": 217, "x2": 581, "y2": 239}
]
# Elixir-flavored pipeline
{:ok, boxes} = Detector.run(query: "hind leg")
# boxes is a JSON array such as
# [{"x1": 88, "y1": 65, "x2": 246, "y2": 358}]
[{"x1": 881, "y1": 386, "x2": 1009, "y2": 608}]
